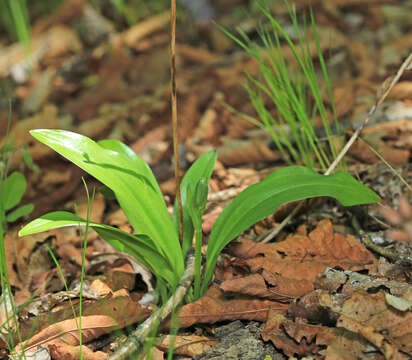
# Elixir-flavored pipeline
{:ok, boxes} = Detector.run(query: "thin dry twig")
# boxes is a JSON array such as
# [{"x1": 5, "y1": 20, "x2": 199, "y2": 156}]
[
  {"x1": 109, "y1": 249, "x2": 195, "y2": 360},
  {"x1": 170, "y1": 0, "x2": 184, "y2": 244},
  {"x1": 325, "y1": 52, "x2": 412, "y2": 176},
  {"x1": 259, "y1": 53, "x2": 412, "y2": 243}
]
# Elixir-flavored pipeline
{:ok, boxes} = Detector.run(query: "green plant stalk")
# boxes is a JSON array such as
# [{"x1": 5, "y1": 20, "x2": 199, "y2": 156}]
[
  {"x1": 0, "y1": 103, "x2": 27, "y2": 357},
  {"x1": 9, "y1": 0, "x2": 30, "y2": 56},
  {"x1": 0, "y1": 286, "x2": 41, "y2": 358},
  {"x1": 193, "y1": 225, "x2": 202, "y2": 300},
  {"x1": 78, "y1": 179, "x2": 94, "y2": 360},
  {"x1": 48, "y1": 248, "x2": 79, "y2": 317}
]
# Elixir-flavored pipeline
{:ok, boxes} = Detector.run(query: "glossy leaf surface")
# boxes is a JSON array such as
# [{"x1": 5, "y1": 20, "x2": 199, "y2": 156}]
[
  {"x1": 202, "y1": 166, "x2": 380, "y2": 293},
  {"x1": 19, "y1": 211, "x2": 178, "y2": 286},
  {"x1": 29, "y1": 130, "x2": 183, "y2": 278}
]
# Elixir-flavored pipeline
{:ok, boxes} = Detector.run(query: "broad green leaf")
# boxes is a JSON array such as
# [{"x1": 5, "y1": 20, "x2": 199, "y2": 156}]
[
  {"x1": 202, "y1": 166, "x2": 380, "y2": 293},
  {"x1": 97, "y1": 139, "x2": 164, "y2": 198},
  {"x1": 6, "y1": 203, "x2": 34, "y2": 222},
  {"x1": 173, "y1": 150, "x2": 217, "y2": 255},
  {"x1": 19, "y1": 211, "x2": 178, "y2": 286},
  {"x1": 29, "y1": 130, "x2": 184, "y2": 280},
  {"x1": 1, "y1": 172, "x2": 26, "y2": 211}
]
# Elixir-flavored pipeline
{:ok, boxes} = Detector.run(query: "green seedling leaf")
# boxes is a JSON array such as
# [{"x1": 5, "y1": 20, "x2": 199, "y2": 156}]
[
  {"x1": 20, "y1": 147, "x2": 39, "y2": 173},
  {"x1": 0, "y1": 143, "x2": 14, "y2": 155},
  {"x1": 6, "y1": 203, "x2": 33, "y2": 222},
  {"x1": 19, "y1": 211, "x2": 178, "y2": 286},
  {"x1": 29, "y1": 130, "x2": 183, "y2": 283},
  {"x1": 202, "y1": 166, "x2": 380, "y2": 293},
  {"x1": 174, "y1": 150, "x2": 217, "y2": 255},
  {"x1": 1, "y1": 171, "x2": 26, "y2": 211}
]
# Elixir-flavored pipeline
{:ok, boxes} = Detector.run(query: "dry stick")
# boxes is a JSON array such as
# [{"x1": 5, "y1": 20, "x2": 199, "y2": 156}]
[
  {"x1": 324, "y1": 53, "x2": 412, "y2": 176},
  {"x1": 109, "y1": 249, "x2": 195, "y2": 360},
  {"x1": 170, "y1": 0, "x2": 184, "y2": 245},
  {"x1": 260, "y1": 53, "x2": 412, "y2": 244}
]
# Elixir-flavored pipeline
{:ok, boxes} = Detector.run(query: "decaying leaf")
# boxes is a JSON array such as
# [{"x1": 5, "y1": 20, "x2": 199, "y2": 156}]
[
  {"x1": 222, "y1": 220, "x2": 377, "y2": 301},
  {"x1": 157, "y1": 335, "x2": 219, "y2": 357},
  {"x1": 164, "y1": 285, "x2": 287, "y2": 329}
]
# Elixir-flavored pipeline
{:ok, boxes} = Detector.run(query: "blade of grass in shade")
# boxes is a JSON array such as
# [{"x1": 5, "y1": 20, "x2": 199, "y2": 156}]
[
  {"x1": 48, "y1": 247, "x2": 80, "y2": 333},
  {"x1": 77, "y1": 178, "x2": 94, "y2": 360}
]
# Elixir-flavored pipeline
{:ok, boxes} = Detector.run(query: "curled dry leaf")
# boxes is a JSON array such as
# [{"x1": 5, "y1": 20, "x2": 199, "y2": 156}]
[
  {"x1": 262, "y1": 309, "x2": 371, "y2": 359},
  {"x1": 14, "y1": 294, "x2": 150, "y2": 352},
  {"x1": 226, "y1": 219, "x2": 377, "y2": 301}
]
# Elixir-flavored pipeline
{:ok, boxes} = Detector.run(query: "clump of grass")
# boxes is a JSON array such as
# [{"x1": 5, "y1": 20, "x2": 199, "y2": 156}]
[
  {"x1": 0, "y1": 0, "x2": 31, "y2": 56},
  {"x1": 222, "y1": 3, "x2": 343, "y2": 172}
]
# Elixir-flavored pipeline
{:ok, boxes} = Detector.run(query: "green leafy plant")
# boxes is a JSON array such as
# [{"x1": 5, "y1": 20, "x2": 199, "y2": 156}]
[
  {"x1": 0, "y1": 171, "x2": 33, "y2": 225},
  {"x1": 19, "y1": 129, "x2": 380, "y2": 302},
  {"x1": 0, "y1": 101, "x2": 35, "y2": 229},
  {"x1": 222, "y1": 3, "x2": 342, "y2": 171},
  {"x1": 0, "y1": 104, "x2": 36, "y2": 356}
]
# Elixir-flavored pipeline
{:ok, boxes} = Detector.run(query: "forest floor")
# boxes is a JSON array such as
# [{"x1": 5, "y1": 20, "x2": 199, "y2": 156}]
[{"x1": 0, "y1": 0, "x2": 411, "y2": 359}]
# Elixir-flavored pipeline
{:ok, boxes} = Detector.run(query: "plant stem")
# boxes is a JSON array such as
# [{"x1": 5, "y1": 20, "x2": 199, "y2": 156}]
[
  {"x1": 170, "y1": 0, "x2": 184, "y2": 245},
  {"x1": 194, "y1": 226, "x2": 202, "y2": 299},
  {"x1": 108, "y1": 249, "x2": 195, "y2": 360}
]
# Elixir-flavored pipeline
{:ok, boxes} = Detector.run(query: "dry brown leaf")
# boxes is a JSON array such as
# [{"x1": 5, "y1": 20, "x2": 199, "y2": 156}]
[
  {"x1": 330, "y1": 290, "x2": 412, "y2": 358},
  {"x1": 178, "y1": 43, "x2": 223, "y2": 65},
  {"x1": 14, "y1": 314, "x2": 118, "y2": 354},
  {"x1": 166, "y1": 284, "x2": 287, "y2": 329},
  {"x1": 15, "y1": 294, "x2": 150, "y2": 349},
  {"x1": 0, "y1": 26, "x2": 82, "y2": 80},
  {"x1": 230, "y1": 220, "x2": 376, "y2": 281},
  {"x1": 262, "y1": 310, "x2": 371, "y2": 359},
  {"x1": 48, "y1": 339, "x2": 108, "y2": 360},
  {"x1": 350, "y1": 137, "x2": 410, "y2": 165},
  {"x1": 32, "y1": 0, "x2": 85, "y2": 35},
  {"x1": 217, "y1": 139, "x2": 282, "y2": 166},
  {"x1": 0, "y1": 105, "x2": 59, "y2": 164},
  {"x1": 222, "y1": 220, "x2": 376, "y2": 306},
  {"x1": 332, "y1": 82, "x2": 355, "y2": 117},
  {"x1": 219, "y1": 272, "x2": 313, "y2": 302},
  {"x1": 121, "y1": 12, "x2": 170, "y2": 49},
  {"x1": 157, "y1": 335, "x2": 219, "y2": 357}
]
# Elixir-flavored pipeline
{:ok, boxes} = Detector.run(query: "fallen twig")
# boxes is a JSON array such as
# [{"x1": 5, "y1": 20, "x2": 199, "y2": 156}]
[
  {"x1": 325, "y1": 52, "x2": 412, "y2": 176},
  {"x1": 259, "y1": 53, "x2": 412, "y2": 243}
]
